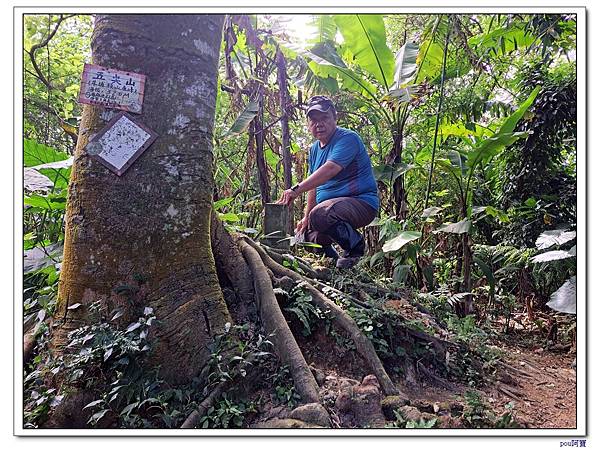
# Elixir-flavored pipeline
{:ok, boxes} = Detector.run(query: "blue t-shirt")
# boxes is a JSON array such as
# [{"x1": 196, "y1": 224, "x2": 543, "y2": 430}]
[{"x1": 308, "y1": 127, "x2": 379, "y2": 211}]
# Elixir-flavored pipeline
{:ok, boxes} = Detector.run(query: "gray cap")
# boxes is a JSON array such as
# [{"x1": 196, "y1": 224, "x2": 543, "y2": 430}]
[{"x1": 306, "y1": 95, "x2": 336, "y2": 116}]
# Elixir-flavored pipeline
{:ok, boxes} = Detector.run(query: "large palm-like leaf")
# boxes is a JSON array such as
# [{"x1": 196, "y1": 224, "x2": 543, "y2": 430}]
[
  {"x1": 304, "y1": 41, "x2": 378, "y2": 96},
  {"x1": 535, "y1": 229, "x2": 576, "y2": 250},
  {"x1": 415, "y1": 38, "x2": 444, "y2": 84},
  {"x1": 333, "y1": 15, "x2": 395, "y2": 90},
  {"x1": 466, "y1": 86, "x2": 541, "y2": 169},
  {"x1": 469, "y1": 24, "x2": 536, "y2": 57},
  {"x1": 546, "y1": 276, "x2": 576, "y2": 314},
  {"x1": 382, "y1": 231, "x2": 421, "y2": 253},
  {"x1": 307, "y1": 15, "x2": 337, "y2": 45},
  {"x1": 24, "y1": 139, "x2": 69, "y2": 167},
  {"x1": 222, "y1": 101, "x2": 259, "y2": 138},
  {"x1": 390, "y1": 42, "x2": 419, "y2": 90}
]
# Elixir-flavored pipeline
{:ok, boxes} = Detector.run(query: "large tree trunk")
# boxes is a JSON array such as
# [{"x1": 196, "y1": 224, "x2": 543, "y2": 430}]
[{"x1": 53, "y1": 14, "x2": 229, "y2": 385}]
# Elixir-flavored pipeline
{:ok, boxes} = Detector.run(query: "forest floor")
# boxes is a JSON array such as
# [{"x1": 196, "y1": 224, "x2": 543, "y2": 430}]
[
  {"x1": 248, "y1": 261, "x2": 578, "y2": 430},
  {"x1": 484, "y1": 330, "x2": 577, "y2": 428}
]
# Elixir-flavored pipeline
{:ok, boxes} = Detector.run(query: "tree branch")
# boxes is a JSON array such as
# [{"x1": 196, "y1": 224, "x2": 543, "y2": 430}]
[{"x1": 28, "y1": 14, "x2": 76, "y2": 90}]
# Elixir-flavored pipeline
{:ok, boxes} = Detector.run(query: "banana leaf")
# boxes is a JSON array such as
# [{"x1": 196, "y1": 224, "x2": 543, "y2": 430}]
[{"x1": 333, "y1": 15, "x2": 395, "y2": 90}]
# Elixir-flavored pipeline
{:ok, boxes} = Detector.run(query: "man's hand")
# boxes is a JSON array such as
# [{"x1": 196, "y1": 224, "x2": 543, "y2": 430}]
[
  {"x1": 277, "y1": 188, "x2": 299, "y2": 205},
  {"x1": 296, "y1": 217, "x2": 308, "y2": 234}
]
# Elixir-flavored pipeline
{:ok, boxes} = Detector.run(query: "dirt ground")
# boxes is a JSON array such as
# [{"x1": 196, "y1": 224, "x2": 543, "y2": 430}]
[
  {"x1": 484, "y1": 341, "x2": 577, "y2": 428},
  {"x1": 255, "y1": 265, "x2": 577, "y2": 429},
  {"x1": 303, "y1": 316, "x2": 577, "y2": 429}
]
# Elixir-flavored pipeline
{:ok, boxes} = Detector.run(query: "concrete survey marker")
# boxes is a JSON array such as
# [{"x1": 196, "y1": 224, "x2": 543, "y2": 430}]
[
  {"x1": 79, "y1": 63, "x2": 146, "y2": 113},
  {"x1": 85, "y1": 112, "x2": 158, "y2": 176},
  {"x1": 261, "y1": 203, "x2": 290, "y2": 250}
]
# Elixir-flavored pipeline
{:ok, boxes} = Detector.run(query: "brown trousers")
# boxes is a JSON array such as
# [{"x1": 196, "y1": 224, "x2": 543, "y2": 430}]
[{"x1": 305, "y1": 197, "x2": 377, "y2": 247}]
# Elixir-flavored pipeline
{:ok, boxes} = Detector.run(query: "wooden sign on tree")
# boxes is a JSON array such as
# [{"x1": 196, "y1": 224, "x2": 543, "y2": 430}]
[{"x1": 78, "y1": 63, "x2": 146, "y2": 113}]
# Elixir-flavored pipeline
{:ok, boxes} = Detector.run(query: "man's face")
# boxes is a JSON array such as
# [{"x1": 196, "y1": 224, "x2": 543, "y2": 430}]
[{"x1": 307, "y1": 109, "x2": 337, "y2": 143}]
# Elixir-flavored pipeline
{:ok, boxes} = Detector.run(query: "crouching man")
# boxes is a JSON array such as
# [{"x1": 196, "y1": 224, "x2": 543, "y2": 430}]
[{"x1": 277, "y1": 95, "x2": 379, "y2": 269}]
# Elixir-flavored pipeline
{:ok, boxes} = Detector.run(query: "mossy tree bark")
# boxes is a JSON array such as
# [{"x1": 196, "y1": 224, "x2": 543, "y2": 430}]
[{"x1": 53, "y1": 14, "x2": 230, "y2": 385}]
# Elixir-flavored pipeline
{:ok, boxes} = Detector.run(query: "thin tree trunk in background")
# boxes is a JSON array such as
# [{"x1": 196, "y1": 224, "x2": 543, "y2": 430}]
[
  {"x1": 390, "y1": 132, "x2": 408, "y2": 221},
  {"x1": 276, "y1": 49, "x2": 293, "y2": 234},
  {"x1": 462, "y1": 234, "x2": 473, "y2": 314},
  {"x1": 254, "y1": 85, "x2": 270, "y2": 206},
  {"x1": 53, "y1": 14, "x2": 230, "y2": 387},
  {"x1": 223, "y1": 16, "x2": 236, "y2": 82}
]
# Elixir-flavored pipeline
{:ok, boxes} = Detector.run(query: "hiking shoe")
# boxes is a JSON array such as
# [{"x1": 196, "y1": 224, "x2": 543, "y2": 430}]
[
  {"x1": 323, "y1": 245, "x2": 339, "y2": 259},
  {"x1": 335, "y1": 256, "x2": 361, "y2": 269}
]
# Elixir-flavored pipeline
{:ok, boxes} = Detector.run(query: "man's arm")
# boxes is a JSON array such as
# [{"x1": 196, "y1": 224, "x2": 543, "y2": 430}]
[
  {"x1": 297, "y1": 160, "x2": 342, "y2": 193},
  {"x1": 278, "y1": 160, "x2": 342, "y2": 205}
]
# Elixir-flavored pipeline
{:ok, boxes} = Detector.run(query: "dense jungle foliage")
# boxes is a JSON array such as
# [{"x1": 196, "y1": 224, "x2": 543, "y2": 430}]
[{"x1": 22, "y1": 13, "x2": 577, "y2": 429}]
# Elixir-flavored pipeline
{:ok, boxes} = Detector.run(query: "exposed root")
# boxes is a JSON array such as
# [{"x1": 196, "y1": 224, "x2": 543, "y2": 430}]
[
  {"x1": 210, "y1": 211, "x2": 255, "y2": 322},
  {"x1": 497, "y1": 361, "x2": 534, "y2": 378},
  {"x1": 352, "y1": 280, "x2": 447, "y2": 330},
  {"x1": 404, "y1": 327, "x2": 461, "y2": 357},
  {"x1": 242, "y1": 237, "x2": 400, "y2": 397},
  {"x1": 180, "y1": 382, "x2": 227, "y2": 428},
  {"x1": 312, "y1": 279, "x2": 372, "y2": 310},
  {"x1": 238, "y1": 239, "x2": 320, "y2": 404},
  {"x1": 261, "y1": 245, "x2": 323, "y2": 280},
  {"x1": 416, "y1": 361, "x2": 455, "y2": 390}
]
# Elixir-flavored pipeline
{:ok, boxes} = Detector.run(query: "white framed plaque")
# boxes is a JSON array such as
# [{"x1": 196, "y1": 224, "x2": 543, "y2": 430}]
[
  {"x1": 78, "y1": 63, "x2": 146, "y2": 113},
  {"x1": 86, "y1": 112, "x2": 158, "y2": 176}
]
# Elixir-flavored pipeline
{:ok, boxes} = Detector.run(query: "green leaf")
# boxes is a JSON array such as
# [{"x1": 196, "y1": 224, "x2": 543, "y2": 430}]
[
  {"x1": 473, "y1": 256, "x2": 495, "y2": 294},
  {"x1": 304, "y1": 42, "x2": 378, "y2": 96},
  {"x1": 24, "y1": 193, "x2": 67, "y2": 211},
  {"x1": 121, "y1": 402, "x2": 139, "y2": 417},
  {"x1": 421, "y1": 206, "x2": 443, "y2": 218},
  {"x1": 333, "y1": 15, "x2": 395, "y2": 90},
  {"x1": 23, "y1": 242, "x2": 63, "y2": 273},
  {"x1": 392, "y1": 264, "x2": 411, "y2": 283},
  {"x1": 82, "y1": 399, "x2": 104, "y2": 409},
  {"x1": 386, "y1": 86, "x2": 419, "y2": 102},
  {"x1": 468, "y1": 25, "x2": 535, "y2": 56},
  {"x1": 373, "y1": 163, "x2": 418, "y2": 185},
  {"x1": 219, "y1": 212, "x2": 240, "y2": 223},
  {"x1": 223, "y1": 101, "x2": 259, "y2": 138},
  {"x1": 535, "y1": 229, "x2": 576, "y2": 250},
  {"x1": 38, "y1": 167, "x2": 72, "y2": 190},
  {"x1": 369, "y1": 251, "x2": 385, "y2": 267},
  {"x1": 466, "y1": 132, "x2": 529, "y2": 169},
  {"x1": 448, "y1": 150, "x2": 467, "y2": 176},
  {"x1": 390, "y1": 42, "x2": 419, "y2": 90},
  {"x1": 310, "y1": 41, "x2": 347, "y2": 68},
  {"x1": 498, "y1": 86, "x2": 541, "y2": 136},
  {"x1": 307, "y1": 15, "x2": 337, "y2": 45},
  {"x1": 416, "y1": 39, "x2": 444, "y2": 84},
  {"x1": 213, "y1": 197, "x2": 234, "y2": 211},
  {"x1": 546, "y1": 276, "x2": 576, "y2": 314},
  {"x1": 87, "y1": 409, "x2": 109, "y2": 424},
  {"x1": 466, "y1": 87, "x2": 541, "y2": 169},
  {"x1": 382, "y1": 231, "x2": 421, "y2": 253},
  {"x1": 531, "y1": 250, "x2": 574, "y2": 263},
  {"x1": 373, "y1": 164, "x2": 394, "y2": 184},
  {"x1": 437, "y1": 121, "x2": 492, "y2": 140},
  {"x1": 24, "y1": 139, "x2": 69, "y2": 167},
  {"x1": 433, "y1": 219, "x2": 471, "y2": 234},
  {"x1": 24, "y1": 168, "x2": 53, "y2": 192},
  {"x1": 126, "y1": 322, "x2": 141, "y2": 333}
]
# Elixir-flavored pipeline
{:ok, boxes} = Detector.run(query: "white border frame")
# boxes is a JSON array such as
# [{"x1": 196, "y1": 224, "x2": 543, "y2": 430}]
[{"x1": 13, "y1": 4, "x2": 587, "y2": 438}]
